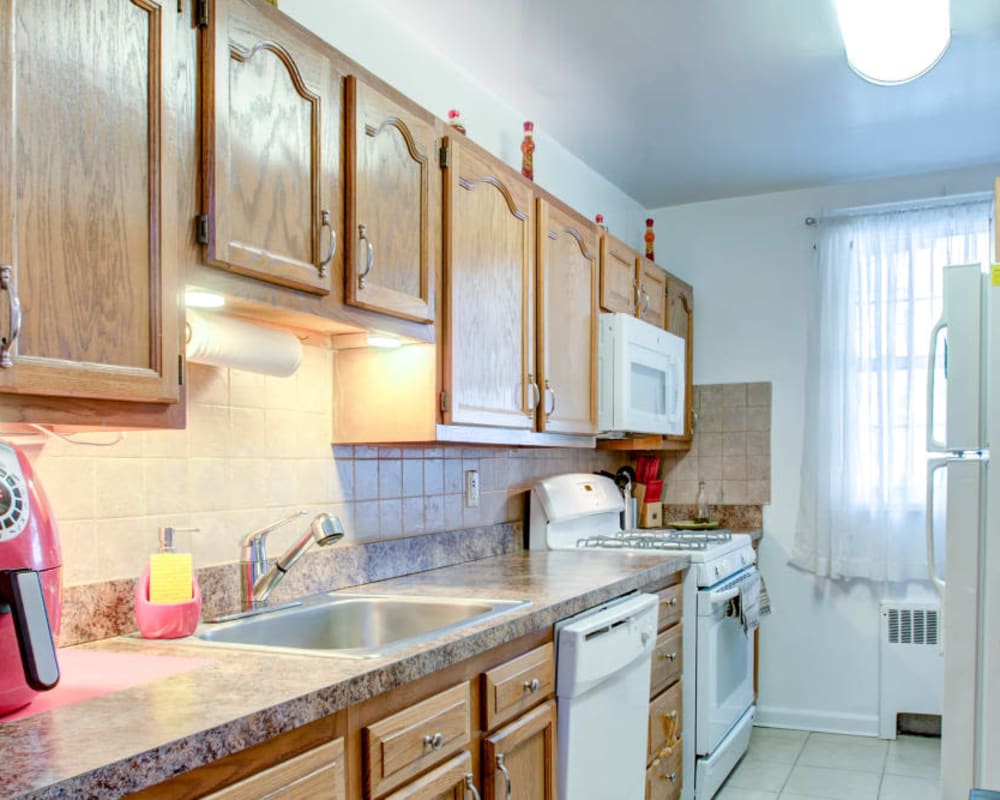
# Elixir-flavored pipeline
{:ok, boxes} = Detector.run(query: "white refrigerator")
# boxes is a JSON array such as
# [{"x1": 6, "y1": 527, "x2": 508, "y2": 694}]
[{"x1": 927, "y1": 262, "x2": 1000, "y2": 796}]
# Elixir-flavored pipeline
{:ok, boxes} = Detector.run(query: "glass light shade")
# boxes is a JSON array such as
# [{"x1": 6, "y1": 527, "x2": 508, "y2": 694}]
[{"x1": 834, "y1": 0, "x2": 951, "y2": 85}]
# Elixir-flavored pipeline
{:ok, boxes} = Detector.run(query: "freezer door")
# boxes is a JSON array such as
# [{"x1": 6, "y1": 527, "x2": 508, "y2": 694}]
[
  {"x1": 927, "y1": 264, "x2": 986, "y2": 452},
  {"x1": 934, "y1": 457, "x2": 987, "y2": 799}
]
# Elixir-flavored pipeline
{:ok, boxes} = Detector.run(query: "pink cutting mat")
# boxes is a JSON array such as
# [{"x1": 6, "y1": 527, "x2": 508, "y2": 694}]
[{"x1": 1, "y1": 649, "x2": 214, "y2": 722}]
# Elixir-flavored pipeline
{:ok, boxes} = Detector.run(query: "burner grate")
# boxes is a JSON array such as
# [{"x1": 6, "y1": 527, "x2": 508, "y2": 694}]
[{"x1": 576, "y1": 529, "x2": 732, "y2": 552}]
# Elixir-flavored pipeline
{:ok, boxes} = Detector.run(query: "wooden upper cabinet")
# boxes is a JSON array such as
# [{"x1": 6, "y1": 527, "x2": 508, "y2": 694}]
[
  {"x1": 200, "y1": 0, "x2": 339, "y2": 295},
  {"x1": 442, "y1": 137, "x2": 535, "y2": 430},
  {"x1": 483, "y1": 701, "x2": 557, "y2": 800},
  {"x1": 344, "y1": 76, "x2": 435, "y2": 324},
  {"x1": 637, "y1": 258, "x2": 667, "y2": 327},
  {"x1": 536, "y1": 199, "x2": 598, "y2": 435},
  {"x1": 665, "y1": 273, "x2": 694, "y2": 440},
  {"x1": 600, "y1": 233, "x2": 637, "y2": 316},
  {"x1": 0, "y1": 0, "x2": 179, "y2": 403}
]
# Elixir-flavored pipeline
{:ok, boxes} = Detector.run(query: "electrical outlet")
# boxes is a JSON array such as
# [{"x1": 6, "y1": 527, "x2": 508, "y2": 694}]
[{"x1": 465, "y1": 470, "x2": 480, "y2": 508}]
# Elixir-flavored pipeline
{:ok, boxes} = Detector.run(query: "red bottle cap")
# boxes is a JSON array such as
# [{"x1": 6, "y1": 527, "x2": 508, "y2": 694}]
[
  {"x1": 524, "y1": 121, "x2": 534, "y2": 132},
  {"x1": 595, "y1": 214, "x2": 604, "y2": 223},
  {"x1": 646, "y1": 218, "x2": 654, "y2": 226},
  {"x1": 448, "y1": 109, "x2": 460, "y2": 120}
]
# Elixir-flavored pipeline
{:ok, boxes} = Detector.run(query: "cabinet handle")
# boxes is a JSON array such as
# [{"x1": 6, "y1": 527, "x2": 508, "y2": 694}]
[
  {"x1": 464, "y1": 774, "x2": 482, "y2": 800},
  {"x1": 496, "y1": 753, "x2": 512, "y2": 800},
  {"x1": 544, "y1": 379, "x2": 556, "y2": 417},
  {"x1": 667, "y1": 597, "x2": 679, "y2": 607},
  {"x1": 318, "y1": 209, "x2": 335, "y2": 278},
  {"x1": 661, "y1": 771, "x2": 678, "y2": 783},
  {"x1": 641, "y1": 285, "x2": 650, "y2": 317},
  {"x1": 658, "y1": 651, "x2": 679, "y2": 662},
  {"x1": 357, "y1": 223, "x2": 374, "y2": 288},
  {"x1": 423, "y1": 732, "x2": 444, "y2": 751},
  {"x1": 0, "y1": 265, "x2": 21, "y2": 369},
  {"x1": 523, "y1": 677, "x2": 541, "y2": 693},
  {"x1": 527, "y1": 375, "x2": 540, "y2": 414}
]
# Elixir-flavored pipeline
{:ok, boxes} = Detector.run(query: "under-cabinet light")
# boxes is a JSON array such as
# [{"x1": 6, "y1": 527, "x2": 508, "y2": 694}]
[
  {"x1": 833, "y1": 0, "x2": 950, "y2": 85},
  {"x1": 185, "y1": 289, "x2": 226, "y2": 309},
  {"x1": 367, "y1": 335, "x2": 402, "y2": 350}
]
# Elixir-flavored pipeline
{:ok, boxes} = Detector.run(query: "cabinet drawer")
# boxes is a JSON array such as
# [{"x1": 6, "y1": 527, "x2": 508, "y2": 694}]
[
  {"x1": 656, "y1": 583, "x2": 682, "y2": 631},
  {"x1": 482, "y1": 643, "x2": 555, "y2": 730},
  {"x1": 382, "y1": 750, "x2": 476, "y2": 800},
  {"x1": 645, "y1": 743, "x2": 682, "y2": 800},
  {"x1": 204, "y1": 739, "x2": 345, "y2": 800},
  {"x1": 648, "y1": 680, "x2": 682, "y2": 764},
  {"x1": 650, "y1": 625, "x2": 682, "y2": 698},
  {"x1": 364, "y1": 683, "x2": 472, "y2": 797}
]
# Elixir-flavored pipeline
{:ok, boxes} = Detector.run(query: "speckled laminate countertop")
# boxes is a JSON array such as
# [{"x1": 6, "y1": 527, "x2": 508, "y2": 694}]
[{"x1": 0, "y1": 550, "x2": 689, "y2": 800}]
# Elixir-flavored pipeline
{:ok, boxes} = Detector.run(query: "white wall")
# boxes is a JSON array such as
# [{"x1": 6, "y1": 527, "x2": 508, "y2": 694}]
[
  {"x1": 281, "y1": 0, "x2": 646, "y2": 248},
  {"x1": 651, "y1": 163, "x2": 1000, "y2": 735}
]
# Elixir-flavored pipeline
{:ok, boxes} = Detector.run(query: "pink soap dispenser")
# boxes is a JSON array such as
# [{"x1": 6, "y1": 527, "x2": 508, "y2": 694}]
[{"x1": 135, "y1": 526, "x2": 202, "y2": 639}]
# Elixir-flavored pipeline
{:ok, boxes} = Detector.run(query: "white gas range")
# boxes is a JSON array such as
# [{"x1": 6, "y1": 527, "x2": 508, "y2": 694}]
[{"x1": 530, "y1": 473, "x2": 758, "y2": 800}]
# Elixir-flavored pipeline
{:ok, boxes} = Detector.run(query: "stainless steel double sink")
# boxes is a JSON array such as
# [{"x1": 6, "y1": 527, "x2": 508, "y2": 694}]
[{"x1": 189, "y1": 593, "x2": 530, "y2": 659}]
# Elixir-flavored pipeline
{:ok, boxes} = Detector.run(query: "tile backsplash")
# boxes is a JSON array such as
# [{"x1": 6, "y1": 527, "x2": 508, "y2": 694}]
[
  {"x1": 658, "y1": 382, "x2": 772, "y2": 505},
  {"x1": 28, "y1": 347, "x2": 769, "y2": 587},
  {"x1": 32, "y1": 346, "x2": 627, "y2": 586}
]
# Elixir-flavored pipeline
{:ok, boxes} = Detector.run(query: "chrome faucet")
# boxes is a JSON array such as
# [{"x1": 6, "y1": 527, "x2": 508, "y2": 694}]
[{"x1": 240, "y1": 511, "x2": 345, "y2": 610}]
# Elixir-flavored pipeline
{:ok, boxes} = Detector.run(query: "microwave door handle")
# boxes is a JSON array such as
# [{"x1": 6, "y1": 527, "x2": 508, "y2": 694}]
[
  {"x1": 926, "y1": 459, "x2": 948, "y2": 599},
  {"x1": 927, "y1": 318, "x2": 947, "y2": 453},
  {"x1": 669, "y1": 357, "x2": 681, "y2": 424}
]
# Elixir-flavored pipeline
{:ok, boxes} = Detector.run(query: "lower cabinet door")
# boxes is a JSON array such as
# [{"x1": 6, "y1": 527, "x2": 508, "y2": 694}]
[
  {"x1": 383, "y1": 751, "x2": 481, "y2": 800},
  {"x1": 482, "y1": 700, "x2": 557, "y2": 800}
]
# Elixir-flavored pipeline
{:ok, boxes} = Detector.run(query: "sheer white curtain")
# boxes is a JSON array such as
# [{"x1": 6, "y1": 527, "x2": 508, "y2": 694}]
[{"x1": 793, "y1": 199, "x2": 992, "y2": 581}]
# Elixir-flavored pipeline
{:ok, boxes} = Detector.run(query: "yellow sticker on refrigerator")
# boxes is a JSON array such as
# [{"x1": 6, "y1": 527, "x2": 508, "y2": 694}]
[{"x1": 992, "y1": 264, "x2": 1000, "y2": 286}]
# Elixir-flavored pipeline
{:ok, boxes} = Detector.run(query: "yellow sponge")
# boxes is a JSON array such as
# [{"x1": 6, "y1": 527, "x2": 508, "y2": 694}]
[{"x1": 149, "y1": 552, "x2": 194, "y2": 604}]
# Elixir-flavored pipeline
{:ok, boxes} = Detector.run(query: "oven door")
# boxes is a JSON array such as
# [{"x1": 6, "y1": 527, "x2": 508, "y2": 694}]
[{"x1": 695, "y1": 567, "x2": 757, "y2": 756}]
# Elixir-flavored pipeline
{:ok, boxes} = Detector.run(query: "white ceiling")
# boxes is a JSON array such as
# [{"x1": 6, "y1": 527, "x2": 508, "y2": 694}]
[{"x1": 371, "y1": 0, "x2": 1000, "y2": 208}]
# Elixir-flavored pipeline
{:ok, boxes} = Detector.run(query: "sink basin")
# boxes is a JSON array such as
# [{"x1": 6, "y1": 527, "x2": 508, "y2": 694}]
[{"x1": 191, "y1": 593, "x2": 530, "y2": 659}]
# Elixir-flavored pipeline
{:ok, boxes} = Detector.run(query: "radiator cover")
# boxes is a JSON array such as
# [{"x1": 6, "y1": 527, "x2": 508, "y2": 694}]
[{"x1": 879, "y1": 602, "x2": 944, "y2": 739}]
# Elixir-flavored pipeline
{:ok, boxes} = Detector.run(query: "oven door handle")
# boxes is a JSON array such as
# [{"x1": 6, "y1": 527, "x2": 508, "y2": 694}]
[{"x1": 705, "y1": 571, "x2": 759, "y2": 609}]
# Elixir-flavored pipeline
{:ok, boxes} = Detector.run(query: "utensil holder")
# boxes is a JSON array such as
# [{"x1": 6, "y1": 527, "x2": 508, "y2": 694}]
[{"x1": 638, "y1": 501, "x2": 663, "y2": 528}]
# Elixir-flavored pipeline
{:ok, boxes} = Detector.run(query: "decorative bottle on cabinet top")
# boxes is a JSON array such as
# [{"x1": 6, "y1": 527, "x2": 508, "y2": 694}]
[
  {"x1": 447, "y1": 109, "x2": 466, "y2": 134},
  {"x1": 595, "y1": 213, "x2": 607, "y2": 231},
  {"x1": 521, "y1": 121, "x2": 535, "y2": 181},
  {"x1": 645, "y1": 218, "x2": 655, "y2": 261}
]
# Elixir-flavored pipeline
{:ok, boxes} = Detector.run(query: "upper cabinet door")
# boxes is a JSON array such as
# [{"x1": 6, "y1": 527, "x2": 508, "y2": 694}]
[
  {"x1": 537, "y1": 199, "x2": 598, "y2": 435},
  {"x1": 0, "y1": 0, "x2": 179, "y2": 403},
  {"x1": 442, "y1": 138, "x2": 535, "y2": 430},
  {"x1": 201, "y1": 0, "x2": 339, "y2": 295},
  {"x1": 637, "y1": 259, "x2": 667, "y2": 327},
  {"x1": 666, "y1": 273, "x2": 694, "y2": 440},
  {"x1": 345, "y1": 77, "x2": 435, "y2": 324},
  {"x1": 600, "y1": 234, "x2": 637, "y2": 316}
]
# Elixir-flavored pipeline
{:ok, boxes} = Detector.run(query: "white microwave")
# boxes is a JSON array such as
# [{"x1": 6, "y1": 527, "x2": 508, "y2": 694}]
[{"x1": 597, "y1": 312, "x2": 686, "y2": 437}]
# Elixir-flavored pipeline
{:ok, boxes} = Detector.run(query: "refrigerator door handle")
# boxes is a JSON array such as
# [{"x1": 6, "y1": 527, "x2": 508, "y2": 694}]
[
  {"x1": 926, "y1": 458, "x2": 949, "y2": 598},
  {"x1": 927, "y1": 318, "x2": 948, "y2": 453}
]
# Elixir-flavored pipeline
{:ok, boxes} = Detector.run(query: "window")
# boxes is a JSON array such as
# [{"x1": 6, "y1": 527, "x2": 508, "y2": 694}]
[{"x1": 793, "y1": 198, "x2": 991, "y2": 581}]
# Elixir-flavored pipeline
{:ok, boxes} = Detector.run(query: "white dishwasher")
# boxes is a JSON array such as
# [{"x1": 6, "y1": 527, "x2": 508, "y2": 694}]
[{"x1": 556, "y1": 592, "x2": 659, "y2": 800}]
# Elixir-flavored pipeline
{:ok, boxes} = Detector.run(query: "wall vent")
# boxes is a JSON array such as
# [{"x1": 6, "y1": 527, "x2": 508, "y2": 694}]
[{"x1": 886, "y1": 607, "x2": 939, "y2": 646}]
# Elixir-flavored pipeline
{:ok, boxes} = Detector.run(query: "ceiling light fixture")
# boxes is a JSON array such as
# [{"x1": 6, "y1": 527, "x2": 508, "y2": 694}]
[
  {"x1": 366, "y1": 335, "x2": 402, "y2": 350},
  {"x1": 833, "y1": 0, "x2": 951, "y2": 85},
  {"x1": 184, "y1": 289, "x2": 226, "y2": 309}
]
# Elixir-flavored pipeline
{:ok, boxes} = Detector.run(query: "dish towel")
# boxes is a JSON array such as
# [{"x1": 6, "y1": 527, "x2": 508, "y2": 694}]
[
  {"x1": 739, "y1": 571, "x2": 761, "y2": 637},
  {"x1": 758, "y1": 573, "x2": 773, "y2": 616}
]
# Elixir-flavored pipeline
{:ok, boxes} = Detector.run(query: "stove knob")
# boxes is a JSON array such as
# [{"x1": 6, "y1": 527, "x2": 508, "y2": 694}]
[
  {"x1": 713, "y1": 565, "x2": 721, "y2": 578},
  {"x1": 641, "y1": 631, "x2": 651, "y2": 646}
]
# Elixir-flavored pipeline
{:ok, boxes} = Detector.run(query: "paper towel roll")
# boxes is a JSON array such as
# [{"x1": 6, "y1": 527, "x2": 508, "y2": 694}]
[{"x1": 186, "y1": 310, "x2": 303, "y2": 377}]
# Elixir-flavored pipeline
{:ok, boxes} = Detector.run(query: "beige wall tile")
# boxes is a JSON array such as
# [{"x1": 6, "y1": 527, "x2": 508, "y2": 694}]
[
  {"x1": 722, "y1": 481, "x2": 749, "y2": 504},
  {"x1": 189, "y1": 459, "x2": 230, "y2": 512},
  {"x1": 723, "y1": 432, "x2": 747, "y2": 457},
  {"x1": 58, "y1": 520, "x2": 100, "y2": 584},
  {"x1": 96, "y1": 459, "x2": 146, "y2": 519},
  {"x1": 188, "y1": 404, "x2": 229, "y2": 458},
  {"x1": 723, "y1": 406, "x2": 747, "y2": 432},
  {"x1": 425, "y1": 494, "x2": 445, "y2": 532},
  {"x1": 700, "y1": 385, "x2": 724, "y2": 408},
  {"x1": 35, "y1": 457, "x2": 96, "y2": 521},
  {"x1": 747, "y1": 455, "x2": 770, "y2": 481},
  {"x1": 699, "y1": 456, "x2": 723, "y2": 481},
  {"x1": 353, "y1": 460, "x2": 378, "y2": 501},
  {"x1": 748, "y1": 382, "x2": 772, "y2": 407},
  {"x1": 746, "y1": 431, "x2": 770, "y2": 456},
  {"x1": 699, "y1": 407, "x2": 723, "y2": 433},
  {"x1": 722, "y1": 455, "x2": 747, "y2": 481},
  {"x1": 747, "y1": 406, "x2": 771, "y2": 432},
  {"x1": 723, "y1": 383, "x2": 747, "y2": 407},
  {"x1": 424, "y1": 458, "x2": 444, "y2": 495},
  {"x1": 402, "y1": 459, "x2": 423, "y2": 497},
  {"x1": 229, "y1": 368, "x2": 267, "y2": 409},
  {"x1": 381, "y1": 498, "x2": 403, "y2": 537},
  {"x1": 187, "y1": 364, "x2": 228, "y2": 406},
  {"x1": 401, "y1": 497, "x2": 424, "y2": 535},
  {"x1": 353, "y1": 501, "x2": 379, "y2": 541},
  {"x1": 698, "y1": 432, "x2": 723, "y2": 457},
  {"x1": 444, "y1": 494, "x2": 464, "y2": 529},
  {"x1": 378, "y1": 459, "x2": 402, "y2": 499}
]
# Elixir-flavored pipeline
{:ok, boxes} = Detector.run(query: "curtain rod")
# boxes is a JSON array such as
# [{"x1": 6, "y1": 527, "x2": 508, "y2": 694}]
[{"x1": 804, "y1": 190, "x2": 992, "y2": 226}]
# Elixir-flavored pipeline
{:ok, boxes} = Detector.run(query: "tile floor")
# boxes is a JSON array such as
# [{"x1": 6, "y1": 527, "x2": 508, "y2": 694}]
[{"x1": 716, "y1": 727, "x2": 941, "y2": 800}]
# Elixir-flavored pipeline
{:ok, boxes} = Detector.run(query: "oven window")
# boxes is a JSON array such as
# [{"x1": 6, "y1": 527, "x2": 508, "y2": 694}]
[{"x1": 630, "y1": 362, "x2": 666, "y2": 414}]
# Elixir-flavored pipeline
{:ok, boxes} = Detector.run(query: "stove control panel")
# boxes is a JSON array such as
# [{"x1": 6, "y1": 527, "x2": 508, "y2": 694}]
[{"x1": 696, "y1": 541, "x2": 757, "y2": 588}]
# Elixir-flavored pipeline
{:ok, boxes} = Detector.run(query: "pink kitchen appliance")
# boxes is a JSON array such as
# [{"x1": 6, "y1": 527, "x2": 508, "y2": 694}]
[{"x1": 0, "y1": 442, "x2": 62, "y2": 715}]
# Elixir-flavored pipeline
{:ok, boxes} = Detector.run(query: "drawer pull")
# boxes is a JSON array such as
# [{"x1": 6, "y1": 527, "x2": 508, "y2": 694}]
[
  {"x1": 464, "y1": 774, "x2": 481, "y2": 800},
  {"x1": 658, "y1": 651, "x2": 679, "y2": 662},
  {"x1": 496, "y1": 753, "x2": 512, "y2": 800},
  {"x1": 666, "y1": 597, "x2": 679, "y2": 607},
  {"x1": 423, "y1": 732, "x2": 444, "y2": 751},
  {"x1": 0, "y1": 265, "x2": 21, "y2": 369},
  {"x1": 660, "y1": 771, "x2": 678, "y2": 783},
  {"x1": 523, "y1": 678, "x2": 541, "y2": 693}
]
